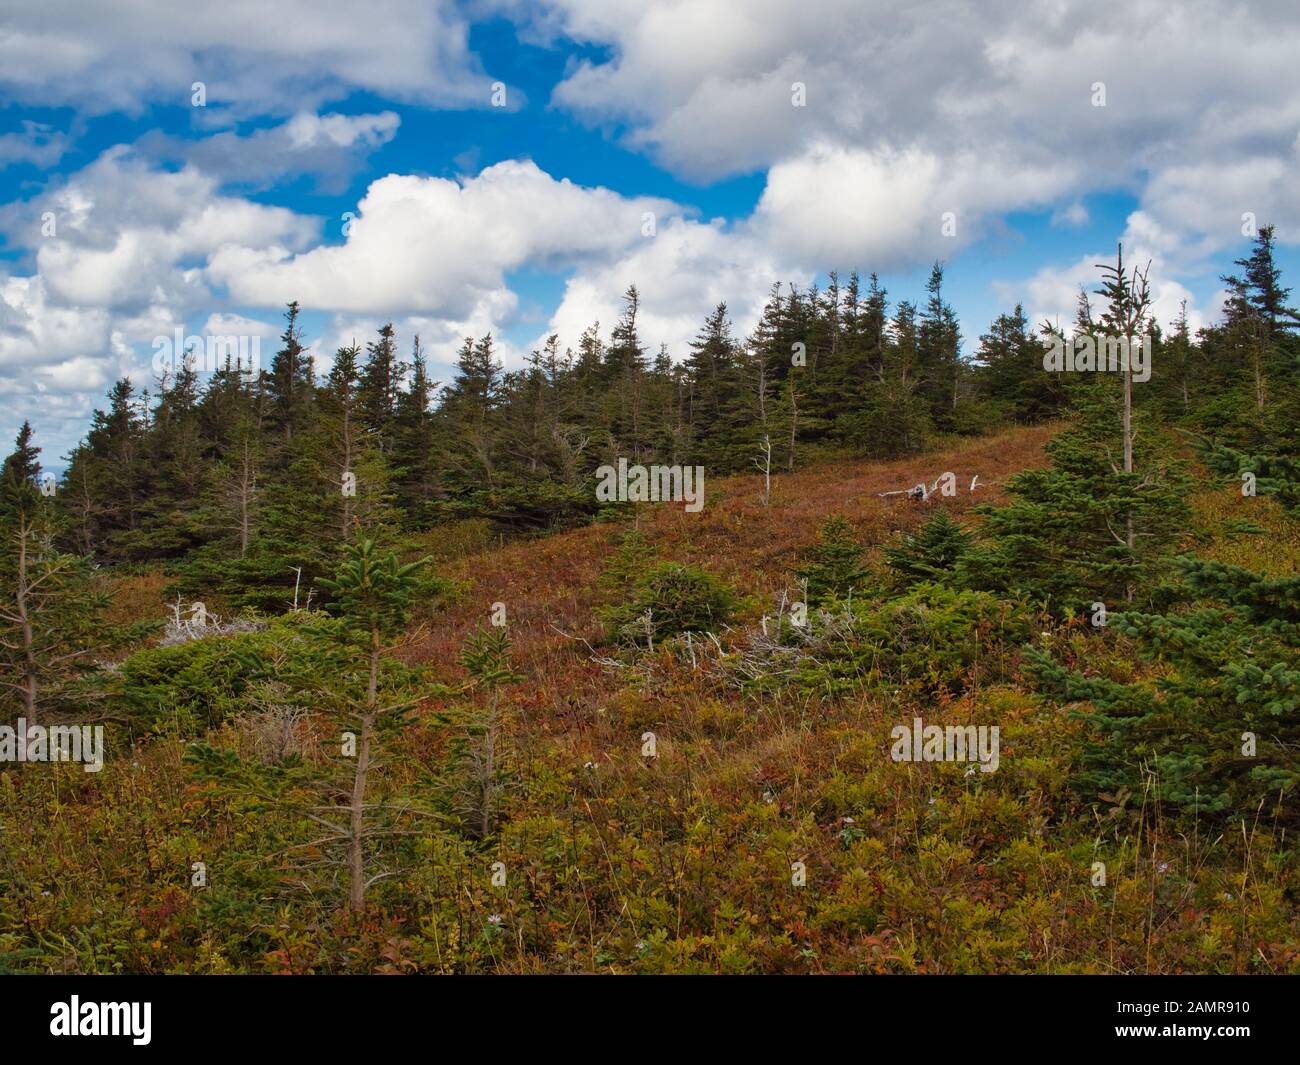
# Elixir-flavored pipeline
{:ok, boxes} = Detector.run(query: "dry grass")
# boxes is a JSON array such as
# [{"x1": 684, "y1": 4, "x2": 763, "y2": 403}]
[{"x1": 403, "y1": 423, "x2": 1057, "y2": 688}]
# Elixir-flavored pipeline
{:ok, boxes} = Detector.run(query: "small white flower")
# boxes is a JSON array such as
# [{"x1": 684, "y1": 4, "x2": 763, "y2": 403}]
[
  {"x1": 488, "y1": 914, "x2": 502, "y2": 925},
  {"x1": 583, "y1": 761, "x2": 596, "y2": 770}
]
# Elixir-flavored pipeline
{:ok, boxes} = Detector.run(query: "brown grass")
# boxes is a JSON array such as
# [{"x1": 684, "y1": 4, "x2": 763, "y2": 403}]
[{"x1": 403, "y1": 423, "x2": 1057, "y2": 689}]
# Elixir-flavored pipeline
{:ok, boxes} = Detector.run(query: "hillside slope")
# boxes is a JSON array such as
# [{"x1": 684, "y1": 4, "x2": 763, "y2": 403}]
[
  {"x1": 410, "y1": 424, "x2": 1056, "y2": 677},
  {"x1": 4, "y1": 422, "x2": 1297, "y2": 976}
]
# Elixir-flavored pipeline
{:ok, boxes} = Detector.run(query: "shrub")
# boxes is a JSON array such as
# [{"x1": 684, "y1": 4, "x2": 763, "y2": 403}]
[
  {"x1": 1029, "y1": 557, "x2": 1300, "y2": 824},
  {"x1": 107, "y1": 613, "x2": 333, "y2": 734},
  {"x1": 743, "y1": 583, "x2": 1034, "y2": 696},
  {"x1": 600, "y1": 561, "x2": 737, "y2": 648},
  {"x1": 794, "y1": 515, "x2": 869, "y2": 604},
  {"x1": 882, "y1": 511, "x2": 973, "y2": 590}
]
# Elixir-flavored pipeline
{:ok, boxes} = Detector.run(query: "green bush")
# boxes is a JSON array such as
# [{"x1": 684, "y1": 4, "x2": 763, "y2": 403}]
[
  {"x1": 107, "y1": 613, "x2": 332, "y2": 733},
  {"x1": 882, "y1": 511, "x2": 973, "y2": 590},
  {"x1": 781, "y1": 583, "x2": 1034, "y2": 697},
  {"x1": 1029, "y1": 558, "x2": 1300, "y2": 824},
  {"x1": 794, "y1": 515, "x2": 869, "y2": 604},
  {"x1": 600, "y1": 561, "x2": 737, "y2": 648}
]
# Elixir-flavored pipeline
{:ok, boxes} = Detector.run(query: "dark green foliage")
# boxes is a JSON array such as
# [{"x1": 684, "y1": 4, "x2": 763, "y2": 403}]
[
  {"x1": 768, "y1": 583, "x2": 1033, "y2": 697},
  {"x1": 319, "y1": 537, "x2": 426, "y2": 642},
  {"x1": 882, "y1": 511, "x2": 973, "y2": 589},
  {"x1": 267, "y1": 301, "x2": 315, "y2": 442},
  {"x1": 45, "y1": 257, "x2": 1077, "y2": 593},
  {"x1": 111, "y1": 614, "x2": 324, "y2": 732},
  {"x1": 598, "y1": 527, "x2": 657, "y2": 596},
  {"x1": 0, "y1": 425, "x2": 110, "y2": 721},
  {"x1": 0, "y1": 421, "x2": 41, "y2": 509},
  {"x1": 1028, "y1": 559, "x2": 1300, "y2": 824},
  {"x1": 600, "y1": 561, "x2": 736, "y2": 648},
  {"x1": 975, "y1": 304, "x2": 1066, "y2": 421},
  {"x1": 447, "y1": 625, "x2": 525, "y2": 838},
  {"x1": 1193, "y1": 435, "x2": 1300, "y2": 512},
  {"x1": 794, "y1": 515, "x2": 869, "y2": 604},
  {"x1": 462, "y1": 625, "x2": 524, "y2": 689},
  {"x1": 183, "y1": 538, "x2": 440, "y2": 911},
  {"x1": 959, "y1": 385, "x2": 1190, "y2": 614}
]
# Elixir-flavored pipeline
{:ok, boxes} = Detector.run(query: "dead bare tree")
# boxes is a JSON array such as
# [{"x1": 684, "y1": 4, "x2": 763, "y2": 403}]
[{"x1": 755, "y1": 433, "x2": 773, "y2": 506}]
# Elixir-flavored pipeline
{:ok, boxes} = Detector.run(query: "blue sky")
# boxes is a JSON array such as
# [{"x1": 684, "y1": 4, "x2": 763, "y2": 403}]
[{"x1": 1, "y1": 1, "x2": 1298, "y2": 470}]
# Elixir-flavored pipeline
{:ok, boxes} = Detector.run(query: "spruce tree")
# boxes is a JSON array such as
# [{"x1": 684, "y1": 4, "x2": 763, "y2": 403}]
[
  {"x1": 959, "y1": 385, "x2": 1189, "y2": 615},
  {"x1": 267, "y1": 301, "x2": 314, "y2": 443},
  {"x1": 1029, "y1": 558, "x2": 1300, "y2": 824},
  {"x1": 883, "y1": 511, "x2": 973, "y2": 589}
]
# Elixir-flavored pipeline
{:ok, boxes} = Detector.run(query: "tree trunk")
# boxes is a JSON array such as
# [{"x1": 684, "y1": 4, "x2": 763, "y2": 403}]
[
  {"x1": 1123, "y1": 345, "x2": 1135, "y2": 602},
  {"x1": 348, "y1": 628, "x2": 380, "y2": 911},
  {"x1": 787, "y1": 379, "x2": 798, "y2": 472},
  {"x1": 341, "y1": 408, "x2": 354, "y2": 543},
  {"x1": 480, "y1": 692, "x2": 497, "y2": 839},
  {"x1": 238, "y1": 441, "x2": 253, "y2": 558},
  {"x1": 15, "y1": 518, "x2": 39, "y2": 725},
  {"x1": 1253, "y1": 329, "x2": 1267, "y2": 412}
]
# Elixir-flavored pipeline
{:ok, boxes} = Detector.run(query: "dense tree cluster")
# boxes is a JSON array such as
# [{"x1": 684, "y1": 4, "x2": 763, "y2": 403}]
[{"x1": 0, "y1": 230, "x2": 1294, "y2": 725}]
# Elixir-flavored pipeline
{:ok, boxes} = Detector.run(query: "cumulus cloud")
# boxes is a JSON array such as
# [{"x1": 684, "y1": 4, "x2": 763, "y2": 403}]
[
  {"x1": 0, "y1": 121, "x2": 72, "y2": 170},
  {"x1": 546, "y1": 215, "x2": 805, "y2": 358},
  {"x1": 207, "y1": 159, "x2": 682, "y2": 316},
  {"x1": 0, "y1": 0, "x2": 497, "y2": 115},
  {"x1": 996, "y1": 212, "x2": 1207, "y2": 336},
  {"x1": 751, "y1": 141, "x2": 1069, "y2": 271},
  {"x1": 516, "y1": 0, "x2": 1300, "y2": 269},
  {"x1": 0, "y1": 0, "x2": 501, "y2": 117},
  {"x1": 0, "y1": 274, "x2": 112, "y2": 374},
  {"x1": 137, "y1": 111, "x2": 401, "y2": 192},
  {"x1": 0, "y1": 148, "x2": 321, "y2": 460},
  {"x1": 0, "y1": 147, "x2": 317, "y2": 312}
]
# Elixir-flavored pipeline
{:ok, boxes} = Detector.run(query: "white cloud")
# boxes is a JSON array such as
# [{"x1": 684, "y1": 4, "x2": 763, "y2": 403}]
[
  {"x1": 1, "y1": 147, "x2": 317, "y2": 311},
  {"x1": 546, "y1": 215, "x2": 805, "y2": 358},
  {"x1": 138, "y1": 111, "x2": 401, "y2": 192},
  {"x1": 1052, "y1": 203, "x2": 1089, "y2": 228},
  {"x1": 519, "y1": 0, "x2": 1300, "y2": 268},
  {"x1": 0, "y1": 149, "x2": 320, "y2": 460},
  {"x1": 0, "y1": 1, "x2": 496, "y2": 115},
  {"x1": 752, "y1": 141, "x2": 1069, "y2": 271},
  {"x1": 997, "y1": 212, "x2": 1207, "y2": 336},
  {"x1": 0, "y1": 121, "x2": 72, "y2": 169},
  {"x1": 0, "y1": 274, "x2": 112, "y2": 374},
  {"x1": 208, "y1": 159, "x2": 681, "y2": 316}
]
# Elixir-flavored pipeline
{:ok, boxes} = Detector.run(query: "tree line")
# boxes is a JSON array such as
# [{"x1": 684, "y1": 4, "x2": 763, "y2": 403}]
[{"x1": 4, "y1": 228, "x2": 1299, "y2": 616}]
